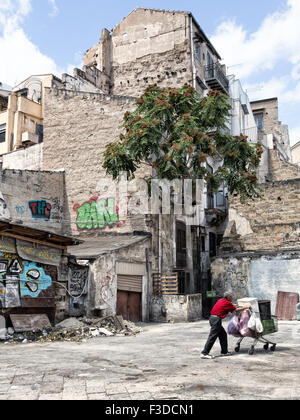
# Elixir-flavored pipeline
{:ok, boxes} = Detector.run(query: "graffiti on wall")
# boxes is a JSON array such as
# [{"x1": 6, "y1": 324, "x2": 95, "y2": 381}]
[
  {"x1": 15, "y1": 206, "x2": 26, "y2": 215},
  {"x1": 0, "y1": 252, "x2": 52, "y2": 308},
  {"x1": 0, "y1": 192, "x2": 10, "y2": 219},
  {"x1": 69, "y1": 263, "x2": 89, "y2": 298},
  {"x1": 73, "y1": 197, "x2": 119, "y2": 231},
  {"x1": 28, "y1": 200, "x2": 52, "y2": 220}
]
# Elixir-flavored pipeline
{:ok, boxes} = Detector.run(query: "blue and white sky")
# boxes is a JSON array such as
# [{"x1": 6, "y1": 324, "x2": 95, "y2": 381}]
[{"x1": 1, "y1": 0, "x2": 300, "y2": 145}]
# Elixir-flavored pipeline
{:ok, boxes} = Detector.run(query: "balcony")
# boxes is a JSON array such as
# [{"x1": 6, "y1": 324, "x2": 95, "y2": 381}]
[
  {"x1": 242, "y1": 126, "x2": 258, "y2": 143},
  {"x1": 205, "y1": 63, "x2": 229, "y2": 95}
]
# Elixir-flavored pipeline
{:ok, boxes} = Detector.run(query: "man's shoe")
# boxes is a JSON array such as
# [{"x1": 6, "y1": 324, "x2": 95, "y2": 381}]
[
  {"x1": 220, "y1": 352, "x2": 233, "y2": 357},
  {"x1": 201, "y1": 354, "x2": 215, "y2": 359}
]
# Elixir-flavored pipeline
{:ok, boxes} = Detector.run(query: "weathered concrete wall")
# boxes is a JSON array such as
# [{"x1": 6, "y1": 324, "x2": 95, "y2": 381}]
[
  {"x1": 225, "y1": 150, "x2": 300, "y2": 253},
  {"x1": 211, "y1": 256, "x2": 250, "y2": 300},
  {"x1": 2, "y1": 143, "x2": 43, "y2": 170},
  {"x1": 251, "y1": 98, "x2": 278, "y2": 136},
  {"x1": 269, "y1": 149, "x2": 300, "y2": 181},
  {"x1": 211, "y1": 253, "x2": 300, "y2": 314},
  {"x1": 111, "y1": 9, "x2": 192, "y2": 97},
  {"x1": 62, "y1": 66, "x2": 110, "y2": 95},
  {"x1": 0, "y1": 169, "x2": 64, "y2": 234},
  {"x1": 291, "y1": 142, "x2": 300, "y2": 166},
  {"x1": 150, "y1": 293, "x2": 202, "y2": 322},
  {"x1": 42, "y1": 88, "x2": 151, "y2": 237},
  {"x1": 89, "y1": 238, "x2": 150, "y2": 319}
]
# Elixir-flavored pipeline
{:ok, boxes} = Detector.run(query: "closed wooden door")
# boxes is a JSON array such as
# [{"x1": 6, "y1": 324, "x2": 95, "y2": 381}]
[{"x1": 116, "y1": 290, "x2": 141, "y2": 322}]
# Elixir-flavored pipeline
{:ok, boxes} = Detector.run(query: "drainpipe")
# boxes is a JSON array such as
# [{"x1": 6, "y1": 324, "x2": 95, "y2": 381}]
[
  {"x1": 186, "y1": 16, "x2": 196, "y2": 294},
  {"x1": 158, "y1": 214, "x2": 162, "y2": 275},
  {"x1": 189, "y1": 15, "x2": 197, "y2": 89}
]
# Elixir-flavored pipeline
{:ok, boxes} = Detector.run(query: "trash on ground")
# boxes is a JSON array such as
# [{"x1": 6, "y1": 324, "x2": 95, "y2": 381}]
[{"x1": 0, "y1": 315, "x2": 142, "y2": 344}]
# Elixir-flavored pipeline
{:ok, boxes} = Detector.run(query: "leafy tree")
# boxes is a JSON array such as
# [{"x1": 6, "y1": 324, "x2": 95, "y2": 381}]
[{"x1": 103, "y1": 84, "x2": 263, "y2": 202}]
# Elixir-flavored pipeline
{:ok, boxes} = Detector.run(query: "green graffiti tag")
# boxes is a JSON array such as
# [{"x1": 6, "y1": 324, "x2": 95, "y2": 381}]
[{"x1": 74, "y1": 198, "x2": 119, "y2": 230}]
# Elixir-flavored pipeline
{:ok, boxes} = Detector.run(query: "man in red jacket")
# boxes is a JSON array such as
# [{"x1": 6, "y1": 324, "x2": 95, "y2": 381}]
[{"x1": 201, "y1": 291, "x2": 251, "y2": 359}]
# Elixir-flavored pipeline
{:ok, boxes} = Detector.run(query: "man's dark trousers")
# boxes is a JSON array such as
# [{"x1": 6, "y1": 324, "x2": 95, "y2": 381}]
[{"x1": 202, "y1": 315, "x2": 228, "y2": 355}]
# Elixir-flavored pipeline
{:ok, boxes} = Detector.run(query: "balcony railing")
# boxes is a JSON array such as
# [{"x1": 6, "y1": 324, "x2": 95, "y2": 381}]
[
  {"x1": 242, "y1": 126, "x2": 258, "y2": 143},
  {"x1": 205, "y1": 63, "x2": 229, "y2": 95}
]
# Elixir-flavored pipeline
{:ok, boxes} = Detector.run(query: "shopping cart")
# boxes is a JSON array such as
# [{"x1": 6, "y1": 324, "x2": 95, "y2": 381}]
[{"x1": 234, "y1": 312, "x2": 278, "y2": 355}]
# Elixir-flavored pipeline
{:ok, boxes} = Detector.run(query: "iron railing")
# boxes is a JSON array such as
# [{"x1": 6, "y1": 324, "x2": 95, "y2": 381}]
[
  {"x1": 205, "y1": 63, "x2": 229, "y2": 94},
  {"x1": 242, "y1": 126, "x2": 258, "y2": 143}
]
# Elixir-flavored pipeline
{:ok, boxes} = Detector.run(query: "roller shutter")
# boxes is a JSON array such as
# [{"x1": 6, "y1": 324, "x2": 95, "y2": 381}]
[{"x1": 117, "y1": 275, "x2": 142, "y2": 293}]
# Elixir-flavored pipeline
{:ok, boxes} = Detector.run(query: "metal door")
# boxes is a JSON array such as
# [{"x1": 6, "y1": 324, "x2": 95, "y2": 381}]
[{"x1": 116, "y1": 290, "x2": 141, "y2": 322}]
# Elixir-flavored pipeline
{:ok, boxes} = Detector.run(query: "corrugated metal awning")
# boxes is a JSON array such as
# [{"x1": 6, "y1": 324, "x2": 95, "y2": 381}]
[
  {"x1": 0, "y1": 219, "x2": 82, "y2": 249},
  {"x1": 68, "y1": 234, "x2": 151, "y2": 259}
]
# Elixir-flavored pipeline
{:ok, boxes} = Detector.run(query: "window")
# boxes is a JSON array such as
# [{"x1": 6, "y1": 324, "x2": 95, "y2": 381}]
[
  {"x1": 207, "y1": 52, "x2": 215, "y2": 78},
  {"x1": 206, "y1": 164, "x2": 214, "y2": 209},
  {"x1": 254, "y1": 113, "x2": 263, "y2": 131},
  {"x1": 0, "y1": 124, "x2": 6, "y2": 143},
  {"x1": 209, "y1": 232, "x2": 217, "y2": 258},
  {"x1": 195, "y1": 42, "x2": 201, "y2": 62},
  {"x1": 216, "y1": 183, "x2": 225, "y2": 208}
]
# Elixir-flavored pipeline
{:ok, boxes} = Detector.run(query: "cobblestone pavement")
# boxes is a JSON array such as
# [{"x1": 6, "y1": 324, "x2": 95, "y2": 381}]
[{"x1": 0, "y1": 320, "x2": 299, "y2": 400}]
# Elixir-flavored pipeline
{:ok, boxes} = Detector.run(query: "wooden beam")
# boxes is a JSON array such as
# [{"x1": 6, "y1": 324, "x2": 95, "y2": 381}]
[
  {"x1": 0, "y1": 231, "x2": 66, "y2": 250},
  {"x1": 0, "y1": 226, "x2": 10, "y2": 233}
]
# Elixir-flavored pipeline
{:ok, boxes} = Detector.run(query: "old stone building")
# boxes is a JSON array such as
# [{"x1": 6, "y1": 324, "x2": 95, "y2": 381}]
[
  {"x1": 84, "y1": 8, "x2": 226, "y2": 98},
  {"x1": 211, "y1": 147, "x2": 300, "y2": 314},
  {"x1": 291, "y1": 140, "x2": 300, "y2": 166},
  {"x1": 39, "y1": 7, "x2": 234, "y2": 321},
  {"x1": 211, "y1": 95, "x2": 298, "y2": 314},
  {"x1": 0, "y1": 67, "x2": 109, "y2": 158},
  {"x1": 1, "y1": 7, "x2": 296, "y2": 323},
  {"x1": 251, "y1": 97, "x2": 291, "y2": 161}
]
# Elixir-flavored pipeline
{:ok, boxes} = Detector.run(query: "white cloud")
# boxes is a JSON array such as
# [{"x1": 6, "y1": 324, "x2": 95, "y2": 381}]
[
  {"x1": 211, "y1": 0, "x2": 300, "y2": 141},
  {"x1": 243, "y1": 77, "x2": 289, "y2": 102},
  {"x1": 48, "y1": 0, "x2": 58, "y2": 18},
  {"x1": 289, "y1": 125, "x2": 300, "y2": 146},
  {"x1": 0, "y1": 0, "x2": 63, "y2": 87},
  {"x1": 211, "y1": 0, "x2": 300, "y2": 80}
]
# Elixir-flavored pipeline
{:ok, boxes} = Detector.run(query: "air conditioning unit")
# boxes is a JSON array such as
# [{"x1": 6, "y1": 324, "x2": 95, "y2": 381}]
[{"x1": 21, "y1": 131, "x2": 39, "y2": 145}]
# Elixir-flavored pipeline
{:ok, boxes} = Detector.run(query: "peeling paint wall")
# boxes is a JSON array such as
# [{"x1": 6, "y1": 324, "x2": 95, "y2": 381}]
[
  {"x1": 88, "y1": 238, "x2": 150, "y2": 319},
  {"x1": 43, "y1": 88, "x2": 151, "y2": 237},
  {"x1": 0, "y1": 169, "x2": 64, "y2": 234},
  {"x1": 2, "y1": 144, "x2": 43, "y2": 170},
  {"x1": 150, "y1": 293, "x2": 202, "y2": 323},
  {"x1": 211, "y1": 253, "x2": 300, "y2": 314}
]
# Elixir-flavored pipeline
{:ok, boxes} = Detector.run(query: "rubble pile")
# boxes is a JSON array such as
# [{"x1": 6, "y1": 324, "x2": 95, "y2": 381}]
[{"x1": 1, "y1": 316, "x2": 143, "y2": 344}]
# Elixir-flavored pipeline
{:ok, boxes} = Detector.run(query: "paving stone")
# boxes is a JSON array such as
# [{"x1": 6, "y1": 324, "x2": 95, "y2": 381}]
[
  {"x1": 88, "y1": 393, "x2": 110, "y2": 400},
  {"x1": 105, "y1": 383, "x2": 128, "y2": 395},
  {"x1": 40, "y1": 383, "x2": 64, "y2": 394},
  {"x1": 62, "y1": 392, "x2": 88, "y2": 400},
  {"x1": 0, "y1": 384, "x2": 11, "y2": 393},
  {"x1": 125, "y1": 383, "x2": 153, "y2": 394},
  {"x1": 8, "y1": 393, "x2": 39, "y2": 400},
  {"x1": 110, "y1": 393, "x2": 132, "y2": 400},
  {"x1": 39, "y1": 393, "x2": 63, "y2": 400},
  {"x1": 130, "y1": 392, "x2": 153, "y2": 400},
  {"x1": 86, "y1": 383, "x2": 106, "y2": 394},
  {"x1": 12, "y1": 375, "x2": 43, "y2": 385},
  {"x1": 43, "y1": 375, "x2": 64, "y2": 383}
]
